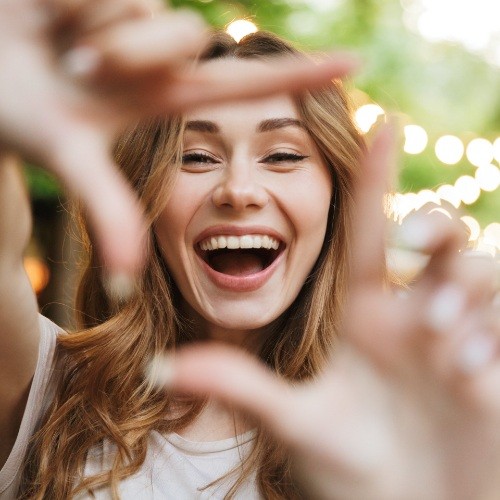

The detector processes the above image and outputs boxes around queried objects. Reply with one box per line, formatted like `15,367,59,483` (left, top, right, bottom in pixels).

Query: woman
0,1,359,498
2,1,499,499
6,29,363,498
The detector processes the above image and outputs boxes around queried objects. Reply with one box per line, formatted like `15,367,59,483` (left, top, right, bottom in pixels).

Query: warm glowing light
354,104,385,133
404,125,428,154
436,184,461,208
466,138,494,167
460,215,481,241
435,135,464,165
404,0,500,67
484,222,500,249
475,238,497,257
226,20,258,43
454,175,481,204
493,137,500,163
475,164,500,192
415,189,440,209
390,192,419,221
24,257,50,294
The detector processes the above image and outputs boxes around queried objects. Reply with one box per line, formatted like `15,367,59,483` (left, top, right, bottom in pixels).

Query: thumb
151,344,299,442
49,129,146,282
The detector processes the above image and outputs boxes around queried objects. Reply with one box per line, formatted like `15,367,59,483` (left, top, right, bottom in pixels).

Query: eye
261,152,309,164
181,151,221,171
182,152,219,164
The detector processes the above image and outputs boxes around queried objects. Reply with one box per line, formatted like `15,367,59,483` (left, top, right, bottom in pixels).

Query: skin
155,82,332,346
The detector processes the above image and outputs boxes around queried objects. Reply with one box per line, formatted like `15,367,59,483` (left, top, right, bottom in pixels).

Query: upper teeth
199,235,280,251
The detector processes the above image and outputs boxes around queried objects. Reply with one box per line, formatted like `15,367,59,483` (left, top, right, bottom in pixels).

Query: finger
48,0,162,33
390,216,493,380
63,11,207,80
160,53,361,112
398,211,468,287
48,128,146,281
349,123,396,288
149,344,301,443
410,253,496,373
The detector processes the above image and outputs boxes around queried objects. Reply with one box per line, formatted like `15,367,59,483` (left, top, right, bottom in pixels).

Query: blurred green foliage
29,0,499,224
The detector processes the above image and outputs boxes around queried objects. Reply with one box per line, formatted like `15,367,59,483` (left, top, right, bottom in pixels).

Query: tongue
210,251,264,276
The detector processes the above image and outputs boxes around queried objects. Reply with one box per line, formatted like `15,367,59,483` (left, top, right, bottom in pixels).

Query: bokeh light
493,137,500,163
484,222,500,249
24,257,50,294
436,184,461,208
475,238,497,257
460,215,481,241
415,189,440,209
435,135,464,165
402,0,500,66
475,164,500,191
466,138,494,167
226,20,258,42
454,175,481,205
404,125,428,154
354,104,385,133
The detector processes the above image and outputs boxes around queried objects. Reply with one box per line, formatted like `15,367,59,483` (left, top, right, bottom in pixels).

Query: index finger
160,53,361,112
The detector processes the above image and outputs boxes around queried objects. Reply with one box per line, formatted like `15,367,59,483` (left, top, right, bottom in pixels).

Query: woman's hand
153,127,500,499
0,0,358,281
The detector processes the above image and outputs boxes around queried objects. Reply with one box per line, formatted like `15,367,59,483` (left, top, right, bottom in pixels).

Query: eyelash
182,151,309,166
182,152,219,165
261,152,309,163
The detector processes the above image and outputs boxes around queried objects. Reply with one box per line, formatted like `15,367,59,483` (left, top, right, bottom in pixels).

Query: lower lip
196,251,284,292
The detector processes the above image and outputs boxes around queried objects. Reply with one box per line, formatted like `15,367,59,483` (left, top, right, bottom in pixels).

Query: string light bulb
226,20,258,42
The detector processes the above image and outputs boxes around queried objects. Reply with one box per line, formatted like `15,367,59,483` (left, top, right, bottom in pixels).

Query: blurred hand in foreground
155,127,500,499
0,0,358,280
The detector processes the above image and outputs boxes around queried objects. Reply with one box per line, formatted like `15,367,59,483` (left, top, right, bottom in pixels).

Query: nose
212,164,269,211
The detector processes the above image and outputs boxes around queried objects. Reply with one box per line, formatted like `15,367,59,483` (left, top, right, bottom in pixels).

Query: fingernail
103,272,136,303
457,332,496,374
426,284,466,333
62,46,101,79
145,355,176,389
397,215,437,252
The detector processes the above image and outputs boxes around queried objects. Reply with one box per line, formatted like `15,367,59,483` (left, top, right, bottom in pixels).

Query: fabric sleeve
0,314,61,499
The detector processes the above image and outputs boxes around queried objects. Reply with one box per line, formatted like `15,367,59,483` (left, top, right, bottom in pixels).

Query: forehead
185,59,300,128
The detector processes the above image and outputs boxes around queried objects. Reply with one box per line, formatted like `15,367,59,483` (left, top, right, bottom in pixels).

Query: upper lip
194,225,286,247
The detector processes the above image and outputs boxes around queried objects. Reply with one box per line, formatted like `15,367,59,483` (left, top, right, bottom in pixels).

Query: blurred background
27,0,499,326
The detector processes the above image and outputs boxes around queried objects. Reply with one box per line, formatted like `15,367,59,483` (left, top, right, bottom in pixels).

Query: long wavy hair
20,31,364,498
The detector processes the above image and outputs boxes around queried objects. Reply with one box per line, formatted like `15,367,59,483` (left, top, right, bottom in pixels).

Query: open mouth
196,235,284,277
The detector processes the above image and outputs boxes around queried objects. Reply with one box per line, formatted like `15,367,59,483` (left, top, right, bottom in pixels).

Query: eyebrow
185,120,220,133
185,118,306,135
257,118,305,133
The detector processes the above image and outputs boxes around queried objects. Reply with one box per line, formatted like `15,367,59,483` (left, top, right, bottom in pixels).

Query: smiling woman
156,92,333,328
13,31,364,498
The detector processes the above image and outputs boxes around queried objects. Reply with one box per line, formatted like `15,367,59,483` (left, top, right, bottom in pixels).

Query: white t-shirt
0,316,260,499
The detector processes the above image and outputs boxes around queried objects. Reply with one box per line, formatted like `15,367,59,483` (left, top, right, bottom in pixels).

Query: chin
196,299,285,333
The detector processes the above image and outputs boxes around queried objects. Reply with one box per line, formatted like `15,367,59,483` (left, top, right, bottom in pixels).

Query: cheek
282,171,333,243
154,177,201,261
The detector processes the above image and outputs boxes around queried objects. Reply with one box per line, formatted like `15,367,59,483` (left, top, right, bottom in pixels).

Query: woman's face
155,61,332,337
